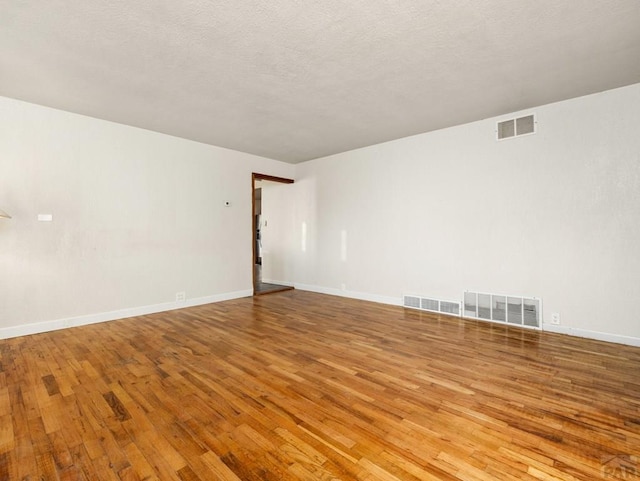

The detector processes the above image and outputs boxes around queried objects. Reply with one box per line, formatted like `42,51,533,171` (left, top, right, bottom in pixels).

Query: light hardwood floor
1,290,639,480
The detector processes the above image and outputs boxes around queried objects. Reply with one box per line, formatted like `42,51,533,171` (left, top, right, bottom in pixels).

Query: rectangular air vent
497,114,536,140
403,295,461,317
464,291,541,329
421,298,439,311
440,301,461,315
404,296,421,309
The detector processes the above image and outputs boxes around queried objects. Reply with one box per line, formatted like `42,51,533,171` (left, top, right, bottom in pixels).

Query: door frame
252,173,294,294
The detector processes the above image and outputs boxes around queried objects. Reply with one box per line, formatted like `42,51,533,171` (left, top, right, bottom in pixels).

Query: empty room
1,1,640,480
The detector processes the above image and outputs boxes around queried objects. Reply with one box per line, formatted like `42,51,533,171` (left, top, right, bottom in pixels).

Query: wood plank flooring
1,290,639,480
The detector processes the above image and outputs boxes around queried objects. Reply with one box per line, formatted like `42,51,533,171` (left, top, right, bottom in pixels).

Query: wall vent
404,295,421,309
403,295,461,317
497,114,536,140
463,291,541,329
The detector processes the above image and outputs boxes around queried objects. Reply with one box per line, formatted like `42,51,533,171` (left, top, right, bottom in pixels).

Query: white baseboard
0,289,253,340
294,283,402,307
6,287,637,349
296,283,640,348
543,324,640,347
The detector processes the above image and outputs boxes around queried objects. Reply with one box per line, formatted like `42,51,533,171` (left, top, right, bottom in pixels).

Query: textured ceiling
2,1,640,163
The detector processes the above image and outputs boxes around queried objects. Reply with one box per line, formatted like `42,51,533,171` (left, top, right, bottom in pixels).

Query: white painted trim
295,283,402,307
0,289,253,340
543,324,640,347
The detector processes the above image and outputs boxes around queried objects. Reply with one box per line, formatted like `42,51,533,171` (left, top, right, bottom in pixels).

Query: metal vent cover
404,296,421,309
403,295,461,317
440,301,460,315
421,298,439,311
464,291,541,329
497,114,536,140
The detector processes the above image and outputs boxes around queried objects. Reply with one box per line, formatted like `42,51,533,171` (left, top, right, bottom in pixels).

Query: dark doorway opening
252,173,295,296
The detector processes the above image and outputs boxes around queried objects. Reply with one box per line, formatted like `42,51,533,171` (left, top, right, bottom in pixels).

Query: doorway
252,173,294,295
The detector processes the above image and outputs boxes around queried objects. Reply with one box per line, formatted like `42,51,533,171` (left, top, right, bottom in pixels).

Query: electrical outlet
551,313,560,325
341,283,346,291
176,292,186,302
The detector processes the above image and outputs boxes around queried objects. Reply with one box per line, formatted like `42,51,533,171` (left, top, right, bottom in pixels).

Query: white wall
293,83,640,345
0,96,294,337
3,84,640,345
